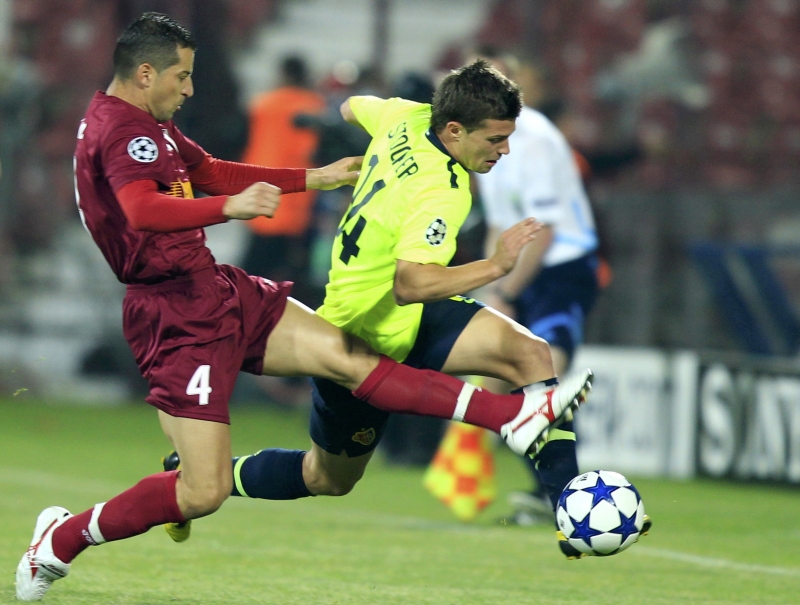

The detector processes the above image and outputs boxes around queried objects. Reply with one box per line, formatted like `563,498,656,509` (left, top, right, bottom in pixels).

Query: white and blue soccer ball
556,470,645,557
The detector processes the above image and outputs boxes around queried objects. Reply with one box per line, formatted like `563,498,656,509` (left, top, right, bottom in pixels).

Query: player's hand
223,182,282,220
306,156,363,190
489,217,542,274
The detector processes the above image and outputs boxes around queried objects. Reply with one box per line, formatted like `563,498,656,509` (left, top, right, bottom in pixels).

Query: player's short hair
431,60,522,133
113,12,197,80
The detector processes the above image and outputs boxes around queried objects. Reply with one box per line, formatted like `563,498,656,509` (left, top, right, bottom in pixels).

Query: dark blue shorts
516,253,599,362
309,296,484,456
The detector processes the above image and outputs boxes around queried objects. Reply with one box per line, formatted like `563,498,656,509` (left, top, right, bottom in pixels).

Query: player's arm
116,179,283,232
393,218,542,305
485,224,554,302
340,97,367,130
188,155,362,196
340,95,388,132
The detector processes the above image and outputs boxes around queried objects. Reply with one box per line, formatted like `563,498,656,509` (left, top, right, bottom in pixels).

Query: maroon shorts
123,264,292,424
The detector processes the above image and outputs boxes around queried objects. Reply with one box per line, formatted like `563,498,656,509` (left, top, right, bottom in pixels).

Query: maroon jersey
74,91,214,284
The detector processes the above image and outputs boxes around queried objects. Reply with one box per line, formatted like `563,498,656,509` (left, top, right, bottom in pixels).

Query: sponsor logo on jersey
127,137,158,163
168,180,194,198
425,218,447,246
351,428,376,446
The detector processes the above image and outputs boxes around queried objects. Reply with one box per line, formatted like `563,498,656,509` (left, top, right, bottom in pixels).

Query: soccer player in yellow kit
306,61,592,555
164,61,592,558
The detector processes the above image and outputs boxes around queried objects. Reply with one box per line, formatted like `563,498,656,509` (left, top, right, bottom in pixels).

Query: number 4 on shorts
187,364,212,405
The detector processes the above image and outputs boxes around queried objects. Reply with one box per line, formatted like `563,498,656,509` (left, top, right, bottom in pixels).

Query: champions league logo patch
127,137,158,163
425,218,447,246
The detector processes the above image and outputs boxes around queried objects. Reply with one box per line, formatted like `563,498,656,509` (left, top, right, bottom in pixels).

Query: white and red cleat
16,506,72,601
500,369,593,457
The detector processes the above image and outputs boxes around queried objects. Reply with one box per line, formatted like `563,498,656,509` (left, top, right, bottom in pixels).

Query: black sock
533,419,579,511
231,449,312,500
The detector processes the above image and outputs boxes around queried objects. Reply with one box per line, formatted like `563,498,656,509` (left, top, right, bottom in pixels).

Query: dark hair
431,60,521,132
113,12,197,80
281,55,310,88
392,72,435,104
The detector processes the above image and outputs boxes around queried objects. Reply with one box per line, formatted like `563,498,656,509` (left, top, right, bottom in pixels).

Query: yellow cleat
164,518,192,543
556,530,586,560
162,451,192,543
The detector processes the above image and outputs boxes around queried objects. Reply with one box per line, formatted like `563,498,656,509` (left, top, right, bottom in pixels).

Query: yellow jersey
317,96,472,361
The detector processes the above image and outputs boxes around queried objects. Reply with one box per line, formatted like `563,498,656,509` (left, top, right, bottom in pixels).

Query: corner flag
423,422,496,521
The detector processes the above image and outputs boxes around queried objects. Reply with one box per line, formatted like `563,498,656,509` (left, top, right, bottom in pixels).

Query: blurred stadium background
0,0,799,504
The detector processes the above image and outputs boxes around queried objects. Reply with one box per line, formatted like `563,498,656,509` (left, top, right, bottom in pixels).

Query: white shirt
477,106,598,267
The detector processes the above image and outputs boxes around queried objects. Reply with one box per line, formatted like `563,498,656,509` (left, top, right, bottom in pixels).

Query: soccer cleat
508,490,555,522
557,514,653,560
500,369,593,457
557,530,586,560
162,451,191,543
15,506,72,601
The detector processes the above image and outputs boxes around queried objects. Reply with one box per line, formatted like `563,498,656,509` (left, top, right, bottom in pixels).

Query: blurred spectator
238,55,326,299
475,49,600,524
0,51,40,276
171,0,249,161
237,54,326,408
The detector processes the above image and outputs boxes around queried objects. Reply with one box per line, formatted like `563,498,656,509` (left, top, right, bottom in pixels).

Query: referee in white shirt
477,51,600,527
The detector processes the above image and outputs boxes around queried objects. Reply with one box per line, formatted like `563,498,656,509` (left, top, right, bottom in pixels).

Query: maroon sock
352,355,524,433
52,471,185,563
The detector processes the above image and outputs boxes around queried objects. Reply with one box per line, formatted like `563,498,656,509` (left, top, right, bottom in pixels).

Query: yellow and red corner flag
423,421,496,522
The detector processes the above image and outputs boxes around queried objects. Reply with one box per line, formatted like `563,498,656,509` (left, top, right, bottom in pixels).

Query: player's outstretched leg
500,369,593,457
15,507,73,601
162,451,192,543
161,445,316,543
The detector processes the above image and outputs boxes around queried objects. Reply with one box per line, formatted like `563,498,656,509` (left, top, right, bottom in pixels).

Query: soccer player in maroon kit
16,13,589,601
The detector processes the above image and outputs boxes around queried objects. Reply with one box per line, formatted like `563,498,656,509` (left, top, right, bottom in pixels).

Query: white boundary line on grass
4,466,800,579
636,546,800,578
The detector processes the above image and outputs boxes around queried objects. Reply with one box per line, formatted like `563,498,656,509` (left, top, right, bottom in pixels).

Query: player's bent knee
303,466,362,496
303,445,369,497
180,481,231,518
322,335,381,391
506,333,554,383
313,476,360,497
303,463,364,497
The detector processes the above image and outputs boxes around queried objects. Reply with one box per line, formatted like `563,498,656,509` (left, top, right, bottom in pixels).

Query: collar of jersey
425,128,455,160
98,91,165,126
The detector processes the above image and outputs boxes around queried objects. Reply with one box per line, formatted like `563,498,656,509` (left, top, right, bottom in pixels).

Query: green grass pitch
1,399,798,604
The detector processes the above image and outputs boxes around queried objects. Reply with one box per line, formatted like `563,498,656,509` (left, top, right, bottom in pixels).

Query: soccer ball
556,470,645,557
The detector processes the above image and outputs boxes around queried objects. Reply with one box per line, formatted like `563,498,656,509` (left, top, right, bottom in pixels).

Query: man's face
147,46,194,122
452,119,515,173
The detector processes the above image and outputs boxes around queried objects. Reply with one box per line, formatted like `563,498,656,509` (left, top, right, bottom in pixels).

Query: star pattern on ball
609,508,641,543
589,476,619,508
